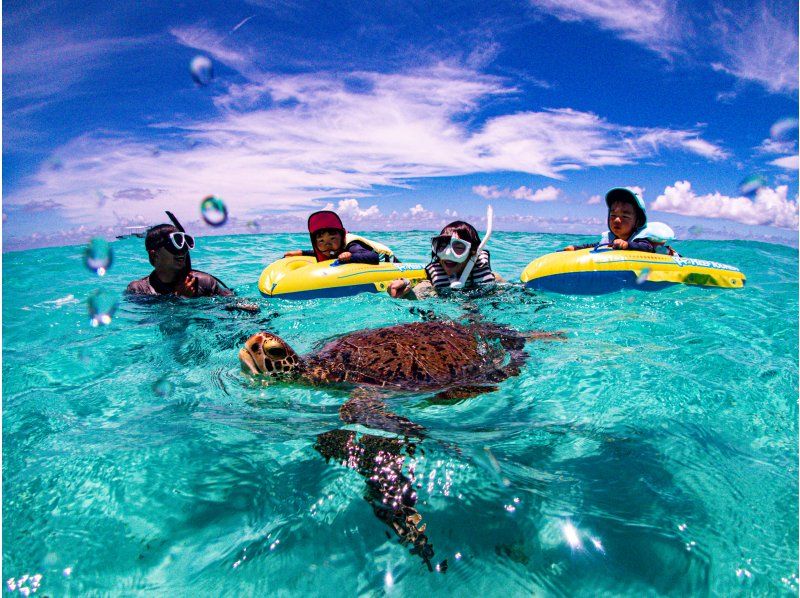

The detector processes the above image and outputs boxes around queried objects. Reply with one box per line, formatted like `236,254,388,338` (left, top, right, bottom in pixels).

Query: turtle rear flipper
339,392,426,438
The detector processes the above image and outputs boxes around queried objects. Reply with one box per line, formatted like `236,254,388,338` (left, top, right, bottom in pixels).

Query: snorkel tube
450,205,493,290
165,210,185,232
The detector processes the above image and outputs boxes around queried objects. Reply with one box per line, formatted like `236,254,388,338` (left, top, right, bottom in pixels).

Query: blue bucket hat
605,187,647,229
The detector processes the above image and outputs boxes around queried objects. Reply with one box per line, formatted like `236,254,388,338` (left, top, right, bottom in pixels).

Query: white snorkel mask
448,205,493,290
431,235,473,264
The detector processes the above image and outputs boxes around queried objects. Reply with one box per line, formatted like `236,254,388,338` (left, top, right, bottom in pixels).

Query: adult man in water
126,217,233,297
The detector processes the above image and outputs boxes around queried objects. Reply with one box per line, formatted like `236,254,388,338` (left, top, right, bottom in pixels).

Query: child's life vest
425,250,495,290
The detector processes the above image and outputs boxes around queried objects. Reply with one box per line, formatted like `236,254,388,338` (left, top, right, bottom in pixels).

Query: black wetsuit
126,270,233,297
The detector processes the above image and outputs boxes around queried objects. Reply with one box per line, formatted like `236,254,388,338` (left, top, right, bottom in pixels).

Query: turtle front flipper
314,429,446,573
339,390,426,439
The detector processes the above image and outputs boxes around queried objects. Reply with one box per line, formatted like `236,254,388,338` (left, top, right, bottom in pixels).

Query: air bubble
190,55,214,86
87,289,118,327
200,196,228,227
152,377,175,397
84,238,113,276
687,225,703,238
738,174,767,198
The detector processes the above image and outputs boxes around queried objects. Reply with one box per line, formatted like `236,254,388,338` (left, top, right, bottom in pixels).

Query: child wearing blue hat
564,188,656,252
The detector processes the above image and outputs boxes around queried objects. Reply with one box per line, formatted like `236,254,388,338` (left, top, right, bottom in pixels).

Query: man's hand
178,273,199,297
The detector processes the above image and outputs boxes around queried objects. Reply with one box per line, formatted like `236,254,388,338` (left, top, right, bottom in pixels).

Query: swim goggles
431,235,472,263
162,231,195,254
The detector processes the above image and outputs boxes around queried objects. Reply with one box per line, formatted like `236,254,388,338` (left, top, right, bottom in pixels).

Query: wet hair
145,224,179,252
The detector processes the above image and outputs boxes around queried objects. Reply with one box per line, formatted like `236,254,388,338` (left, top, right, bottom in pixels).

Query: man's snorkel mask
157,211,193,270
307,210,346,262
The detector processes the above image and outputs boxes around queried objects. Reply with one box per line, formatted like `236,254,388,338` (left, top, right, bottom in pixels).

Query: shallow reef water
3,231,798,595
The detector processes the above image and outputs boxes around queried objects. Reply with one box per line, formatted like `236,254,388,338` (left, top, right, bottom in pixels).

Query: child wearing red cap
284,210,394,264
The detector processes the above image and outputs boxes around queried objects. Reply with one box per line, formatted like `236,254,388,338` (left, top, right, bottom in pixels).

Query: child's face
608,201,637,240
315,231,343,256
439,233,466,277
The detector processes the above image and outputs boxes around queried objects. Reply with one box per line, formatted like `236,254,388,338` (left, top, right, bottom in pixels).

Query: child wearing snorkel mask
388,221,501,299
564,188,657,253
284,210,393,264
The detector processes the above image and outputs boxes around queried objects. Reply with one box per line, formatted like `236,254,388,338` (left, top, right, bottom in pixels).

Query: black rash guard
126,270,233,297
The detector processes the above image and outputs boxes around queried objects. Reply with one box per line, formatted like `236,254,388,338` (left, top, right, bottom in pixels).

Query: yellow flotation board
258,256,428,299
521,247,745,294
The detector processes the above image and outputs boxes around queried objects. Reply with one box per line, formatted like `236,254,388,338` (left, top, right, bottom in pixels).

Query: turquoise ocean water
3,231,798,595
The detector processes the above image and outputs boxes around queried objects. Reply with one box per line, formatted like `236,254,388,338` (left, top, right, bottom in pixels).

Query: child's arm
563,242,597,251
341,241,380,264
283,249,316,257
624,238,656,252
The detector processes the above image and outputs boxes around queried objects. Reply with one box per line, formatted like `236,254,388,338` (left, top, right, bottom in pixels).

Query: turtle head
239,332,301,377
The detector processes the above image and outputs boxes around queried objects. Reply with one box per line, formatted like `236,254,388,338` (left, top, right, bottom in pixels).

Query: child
388,220,501,299
284,210,394,264
565,188,656,253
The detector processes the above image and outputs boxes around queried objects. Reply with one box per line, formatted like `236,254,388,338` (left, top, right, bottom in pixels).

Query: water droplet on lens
738,174,767,198
84,238,113,276
87,289,118,327
152,377,175,397
200,195,228,226
636,268,651,285
190,55,214,86
770,117,798,141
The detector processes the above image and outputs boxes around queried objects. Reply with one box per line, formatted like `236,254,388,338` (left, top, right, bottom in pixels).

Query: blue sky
3,0,798,249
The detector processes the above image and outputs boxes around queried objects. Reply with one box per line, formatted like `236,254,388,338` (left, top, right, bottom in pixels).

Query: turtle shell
304,320,519,390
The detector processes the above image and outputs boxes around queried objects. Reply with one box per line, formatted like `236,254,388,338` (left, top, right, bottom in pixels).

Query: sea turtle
238,319,562,571
239,320,560,434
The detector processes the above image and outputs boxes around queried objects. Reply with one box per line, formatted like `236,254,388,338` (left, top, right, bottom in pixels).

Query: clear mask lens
431,235,471,263
170,232,195,250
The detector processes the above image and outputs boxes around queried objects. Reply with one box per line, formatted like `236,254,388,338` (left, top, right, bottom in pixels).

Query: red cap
307,210,346,262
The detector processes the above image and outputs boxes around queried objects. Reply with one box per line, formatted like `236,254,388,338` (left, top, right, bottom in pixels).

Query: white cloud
652,180,798,229
769,155,800,170
473,184,561,202
5,66,728,228
587,194,602,204
334,198,380,220
408,204,434,218
528,0,685,58
710,2,798,93
531,0,798,94
4,31,153,102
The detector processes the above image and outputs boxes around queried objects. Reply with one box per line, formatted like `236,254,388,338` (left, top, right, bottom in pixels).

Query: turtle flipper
314,429,445,572
339,391,426,439
431,384,499,402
